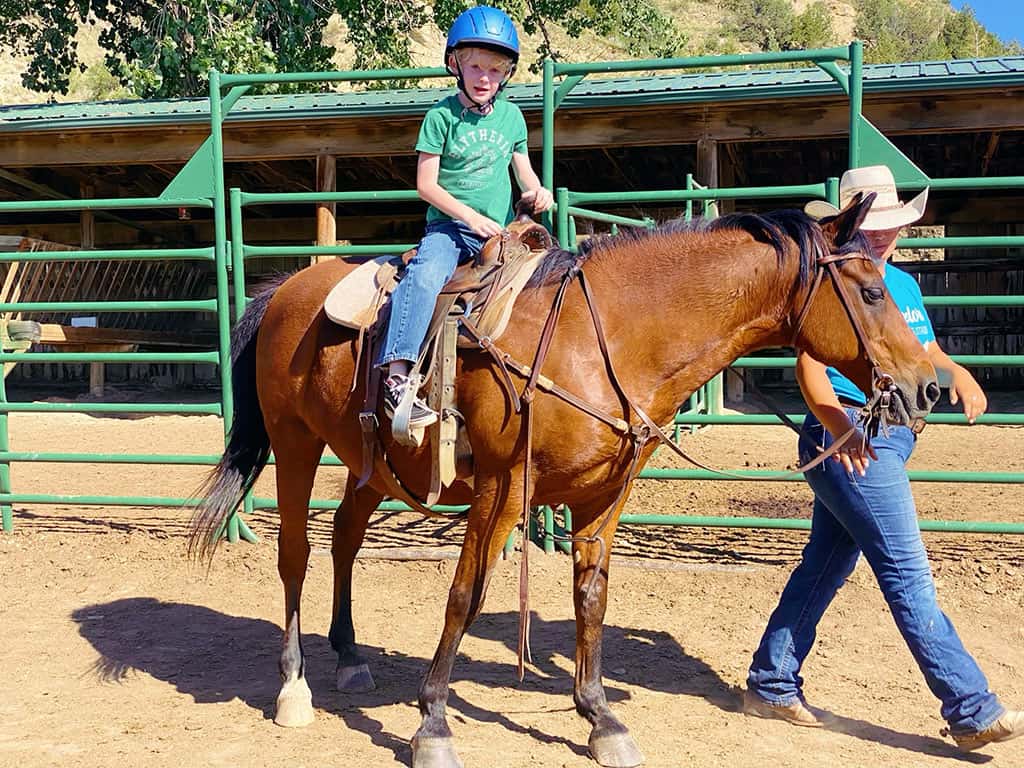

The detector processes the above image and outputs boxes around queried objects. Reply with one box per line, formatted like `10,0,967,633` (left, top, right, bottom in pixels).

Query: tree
790,1,833,52
0,0,685,100
941,5,1009,59
724,0,795,52
0,1,334,98
854,0,1018,64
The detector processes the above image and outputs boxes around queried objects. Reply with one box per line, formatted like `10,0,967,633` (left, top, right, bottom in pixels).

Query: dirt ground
2,398,1023,768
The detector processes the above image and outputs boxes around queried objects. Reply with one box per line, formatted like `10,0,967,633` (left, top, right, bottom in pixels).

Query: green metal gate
2,42,1021,542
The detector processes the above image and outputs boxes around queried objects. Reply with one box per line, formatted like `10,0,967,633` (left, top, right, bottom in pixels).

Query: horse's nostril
925,381,941,405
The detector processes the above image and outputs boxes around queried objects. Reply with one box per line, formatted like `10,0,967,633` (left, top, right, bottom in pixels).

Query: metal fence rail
0,196,252,536
1,43,1021,545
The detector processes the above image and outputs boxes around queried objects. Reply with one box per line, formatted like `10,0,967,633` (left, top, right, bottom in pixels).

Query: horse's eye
861,286,885,304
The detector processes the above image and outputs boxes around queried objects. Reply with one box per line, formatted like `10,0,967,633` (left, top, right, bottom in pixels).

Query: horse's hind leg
271,423,326,728
570,491,644,768
412,471,522,768
329,473,383,693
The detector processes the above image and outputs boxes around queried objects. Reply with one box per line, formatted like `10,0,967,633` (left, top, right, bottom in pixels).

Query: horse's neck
587,237,796,422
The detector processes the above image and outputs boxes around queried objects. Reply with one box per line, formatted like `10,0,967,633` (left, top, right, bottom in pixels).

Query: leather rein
458,244,915,679
790,251,924,436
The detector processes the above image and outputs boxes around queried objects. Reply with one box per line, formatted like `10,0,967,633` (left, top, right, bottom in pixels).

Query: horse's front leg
271,427,325,727
571,491,644,768
328,473,382,693
412,471,522,768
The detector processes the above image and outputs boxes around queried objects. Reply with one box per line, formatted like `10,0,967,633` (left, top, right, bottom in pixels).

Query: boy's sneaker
383,374,438,428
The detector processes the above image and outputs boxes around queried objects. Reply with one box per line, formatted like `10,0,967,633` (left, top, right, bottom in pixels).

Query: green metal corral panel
856,115,930,184
160,135,217,199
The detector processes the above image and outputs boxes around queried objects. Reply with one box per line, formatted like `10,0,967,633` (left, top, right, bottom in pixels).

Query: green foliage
790,2,833,51
855,0,945,62
334,0,431,82
68,61,134,102
723,0,795,51
3,0,1020,101
1,1,335,98
344,0,686,74
0,0,89,95
1,0,685,99
855,0,1019,63
941,5,1011,59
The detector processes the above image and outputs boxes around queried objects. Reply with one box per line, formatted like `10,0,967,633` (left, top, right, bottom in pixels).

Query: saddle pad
324,255,395,329
455,250,546,348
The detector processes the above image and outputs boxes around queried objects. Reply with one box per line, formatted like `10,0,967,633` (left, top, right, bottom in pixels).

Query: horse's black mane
526,209,869,289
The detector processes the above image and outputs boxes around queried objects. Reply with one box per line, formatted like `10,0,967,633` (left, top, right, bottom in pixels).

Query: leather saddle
328,209,553,512
324,212,553,345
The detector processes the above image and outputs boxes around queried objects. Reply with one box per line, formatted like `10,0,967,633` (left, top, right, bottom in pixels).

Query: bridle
789,248,924,436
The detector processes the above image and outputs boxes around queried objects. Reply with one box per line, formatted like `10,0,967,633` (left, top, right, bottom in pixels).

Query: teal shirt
415,95,528,226
826,265,936,405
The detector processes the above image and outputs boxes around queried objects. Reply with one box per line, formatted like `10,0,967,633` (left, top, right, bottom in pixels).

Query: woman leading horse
191,194,938,768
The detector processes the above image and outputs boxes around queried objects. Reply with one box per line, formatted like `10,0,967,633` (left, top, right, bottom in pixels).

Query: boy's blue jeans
377,220,485,367
747,408,1004,733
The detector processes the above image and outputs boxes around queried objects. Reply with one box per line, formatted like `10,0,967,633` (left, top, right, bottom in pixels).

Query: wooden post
80,183,95,250
315,154,337,259
80,182,105,397
697,137,738,406
696,138,719,219
718,143,737,216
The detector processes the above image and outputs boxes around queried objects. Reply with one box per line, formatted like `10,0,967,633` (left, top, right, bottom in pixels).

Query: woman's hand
817,407,877,477
520,187,553,214
949,367,987,424
830,427,878,477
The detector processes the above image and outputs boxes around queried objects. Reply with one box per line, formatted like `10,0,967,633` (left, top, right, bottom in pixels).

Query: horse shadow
70,597,726,763
71,598,986,765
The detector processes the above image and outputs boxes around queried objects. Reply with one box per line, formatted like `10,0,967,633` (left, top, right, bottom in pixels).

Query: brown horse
191,195,938,768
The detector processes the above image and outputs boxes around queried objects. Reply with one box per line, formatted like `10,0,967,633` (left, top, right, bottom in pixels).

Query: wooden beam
255,160,315,192
38,324,213,347
980,132,1001,176
364,156,417,189
3,90,1023,167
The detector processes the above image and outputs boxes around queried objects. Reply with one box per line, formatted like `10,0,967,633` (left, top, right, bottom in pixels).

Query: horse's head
792,193,939,429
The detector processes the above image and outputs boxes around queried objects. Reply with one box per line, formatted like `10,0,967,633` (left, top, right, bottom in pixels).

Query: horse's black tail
188,275,290,563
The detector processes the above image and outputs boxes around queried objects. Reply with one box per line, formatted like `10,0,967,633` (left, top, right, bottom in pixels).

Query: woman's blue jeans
747,408,1004,733
377,220,484,366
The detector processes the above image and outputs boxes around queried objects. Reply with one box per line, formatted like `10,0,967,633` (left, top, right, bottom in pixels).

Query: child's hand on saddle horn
466,212,504,239
520,187,553,214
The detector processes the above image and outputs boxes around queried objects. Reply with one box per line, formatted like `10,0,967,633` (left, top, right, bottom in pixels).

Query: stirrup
391,372,430,447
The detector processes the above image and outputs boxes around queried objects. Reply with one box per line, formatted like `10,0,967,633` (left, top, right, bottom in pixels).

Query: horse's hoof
337,662,375,693
274,677,314,728
588,730,644,768
411,735,464,768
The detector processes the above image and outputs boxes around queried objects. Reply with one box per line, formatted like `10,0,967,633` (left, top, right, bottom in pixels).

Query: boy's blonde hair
452,46,513,74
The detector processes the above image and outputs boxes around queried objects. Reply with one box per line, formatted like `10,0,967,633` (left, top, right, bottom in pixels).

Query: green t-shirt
415,94,529,226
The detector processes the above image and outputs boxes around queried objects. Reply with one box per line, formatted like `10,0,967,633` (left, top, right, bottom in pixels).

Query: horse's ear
819,191,877,246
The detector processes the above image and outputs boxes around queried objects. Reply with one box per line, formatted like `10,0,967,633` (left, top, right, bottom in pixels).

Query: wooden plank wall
3,243,217,390
908,221,1024,390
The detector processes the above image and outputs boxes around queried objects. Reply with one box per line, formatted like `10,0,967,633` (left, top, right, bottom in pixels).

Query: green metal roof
2,56,1023,132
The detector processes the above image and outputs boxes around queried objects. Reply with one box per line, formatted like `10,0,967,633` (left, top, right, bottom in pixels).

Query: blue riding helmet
445,6,520,64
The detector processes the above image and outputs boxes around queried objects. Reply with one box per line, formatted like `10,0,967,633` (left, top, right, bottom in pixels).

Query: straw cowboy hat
805,165,929,231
